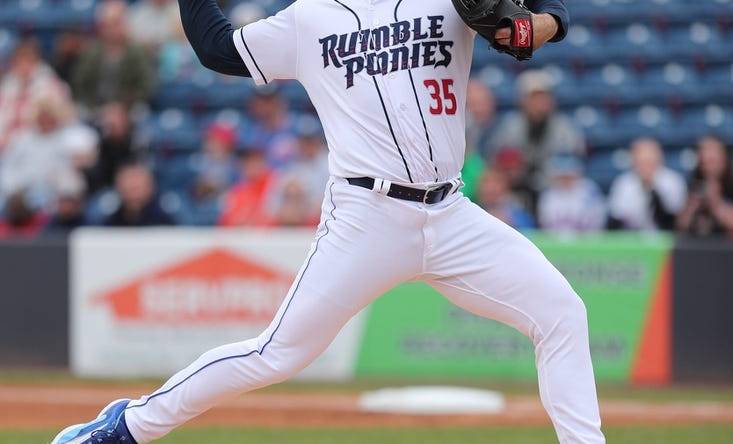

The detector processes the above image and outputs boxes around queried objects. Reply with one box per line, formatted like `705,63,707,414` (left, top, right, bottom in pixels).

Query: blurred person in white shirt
0,37,69,149
538,155,606,233
608,137,686,231
0,95,98,209
128,0,180,52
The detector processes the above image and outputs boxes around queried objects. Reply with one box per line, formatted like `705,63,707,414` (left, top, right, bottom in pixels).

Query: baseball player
53,0,605,442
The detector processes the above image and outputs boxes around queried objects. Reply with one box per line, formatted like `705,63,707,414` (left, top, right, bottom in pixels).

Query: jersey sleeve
232,4,298,85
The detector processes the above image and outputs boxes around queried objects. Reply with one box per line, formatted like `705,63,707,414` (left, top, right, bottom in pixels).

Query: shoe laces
90,429,131,443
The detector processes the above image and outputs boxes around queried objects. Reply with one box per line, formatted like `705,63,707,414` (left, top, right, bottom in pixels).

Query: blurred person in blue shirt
477,168,535,230
247,86,299,169
538,155,606,233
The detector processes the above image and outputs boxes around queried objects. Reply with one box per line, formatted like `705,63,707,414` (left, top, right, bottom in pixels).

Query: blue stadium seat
0,0,95,30
677,105,733,143
572,64,637,105
586,149,628,191
280,81,314,112
635,62,700,103
667,22,732,62
84,188,119,225
475,65,517,107
145,109,202,153
544,24,603,65
154,77,254,111
0,28,17,65
605,23,668,61
571,105,614,150
700,63,733,103
153,155,197,194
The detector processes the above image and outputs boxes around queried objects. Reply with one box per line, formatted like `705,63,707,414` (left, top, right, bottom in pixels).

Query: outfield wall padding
0,230,732,384
0,237,69,367
673,238,733,382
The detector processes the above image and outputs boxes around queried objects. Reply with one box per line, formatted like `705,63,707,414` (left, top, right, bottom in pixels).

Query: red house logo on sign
93,249,293,324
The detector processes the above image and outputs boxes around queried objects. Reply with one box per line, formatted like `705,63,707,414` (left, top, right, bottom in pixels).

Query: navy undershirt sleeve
177,0,251,77
526,0,569,42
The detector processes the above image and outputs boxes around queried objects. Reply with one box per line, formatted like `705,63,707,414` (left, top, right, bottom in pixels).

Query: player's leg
424,196,605,444
56,179,423,444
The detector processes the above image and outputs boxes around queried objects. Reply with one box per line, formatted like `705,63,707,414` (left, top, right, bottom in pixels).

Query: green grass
8,426,733,444
2,370,733,403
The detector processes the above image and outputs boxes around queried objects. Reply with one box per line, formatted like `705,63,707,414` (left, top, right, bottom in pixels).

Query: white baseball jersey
118,2,606,443
233,0,475,185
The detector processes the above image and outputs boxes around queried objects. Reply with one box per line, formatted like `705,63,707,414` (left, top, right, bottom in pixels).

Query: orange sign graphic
93,249,293,324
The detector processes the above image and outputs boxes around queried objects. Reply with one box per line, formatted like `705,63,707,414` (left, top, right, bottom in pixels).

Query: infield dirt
1,384,732,430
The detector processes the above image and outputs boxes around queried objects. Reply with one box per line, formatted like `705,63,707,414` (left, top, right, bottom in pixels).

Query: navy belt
346,177,454,204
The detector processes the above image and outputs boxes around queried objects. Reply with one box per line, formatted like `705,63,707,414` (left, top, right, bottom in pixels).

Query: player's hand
495,13,559,50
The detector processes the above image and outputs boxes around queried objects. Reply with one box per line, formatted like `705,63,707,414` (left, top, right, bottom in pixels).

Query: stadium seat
666,22,732,62
145,109,202,154
154,155,198,193
586,149,629,191
0,28,17,65
700,63,733,103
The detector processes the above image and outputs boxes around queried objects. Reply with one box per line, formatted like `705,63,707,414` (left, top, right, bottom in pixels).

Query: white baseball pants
124,176,605,443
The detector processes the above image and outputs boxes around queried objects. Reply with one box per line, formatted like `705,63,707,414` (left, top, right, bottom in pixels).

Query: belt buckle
422,183,449,204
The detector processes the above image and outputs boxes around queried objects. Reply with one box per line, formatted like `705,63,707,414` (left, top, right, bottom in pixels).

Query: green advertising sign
355,233,672,381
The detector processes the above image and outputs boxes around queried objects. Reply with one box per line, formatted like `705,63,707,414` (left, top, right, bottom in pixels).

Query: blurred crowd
0,0,732,238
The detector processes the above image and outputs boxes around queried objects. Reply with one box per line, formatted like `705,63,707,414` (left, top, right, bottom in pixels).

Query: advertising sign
70,228,364,380
356,234,672,383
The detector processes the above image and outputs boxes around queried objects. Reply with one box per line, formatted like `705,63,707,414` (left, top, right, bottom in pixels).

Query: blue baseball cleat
51,398,137,444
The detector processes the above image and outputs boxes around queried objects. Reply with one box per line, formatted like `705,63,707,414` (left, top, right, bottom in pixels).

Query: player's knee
259,348,308,384
556,291,589,336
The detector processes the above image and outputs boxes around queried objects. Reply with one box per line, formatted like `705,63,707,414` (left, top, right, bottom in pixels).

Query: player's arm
177,0,251,77
526,0,569,42
494,0,569,50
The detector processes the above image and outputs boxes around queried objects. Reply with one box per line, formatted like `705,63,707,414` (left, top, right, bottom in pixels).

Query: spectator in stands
128,0,180,52
608,137,687,231
0,191,47,238
88,102,141,193
72,0,154,113
263,119,329,227
462,79,495,202
267,174,320,227
466,79,497,157
192,123,238,203
248,87,298,168
477,168,535,230
279,116,329,208
488,70,584,193
678,135,733,236
538,155,606,233
105,163,174,226
493,147,536,212
218,146,278,226
158,16,211,83
52,31,86,85
229,2,266,27
0,95,98,210
0,37,69,149
46,170,88,232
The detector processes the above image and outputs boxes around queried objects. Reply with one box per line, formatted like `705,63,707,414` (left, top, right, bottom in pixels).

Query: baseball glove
452,0,534,61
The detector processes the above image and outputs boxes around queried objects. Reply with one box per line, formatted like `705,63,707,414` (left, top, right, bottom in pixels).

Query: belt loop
450,178,464,194
372,178,392,195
